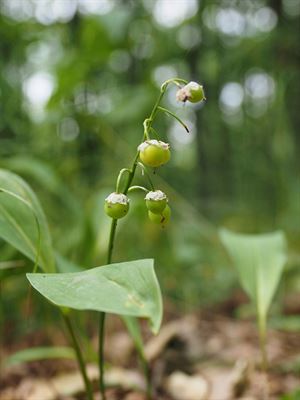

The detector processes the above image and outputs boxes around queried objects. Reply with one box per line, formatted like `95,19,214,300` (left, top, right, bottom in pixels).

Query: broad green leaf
0,169,55,273
27,259,162,334
5,347,75,367
219,228,287,319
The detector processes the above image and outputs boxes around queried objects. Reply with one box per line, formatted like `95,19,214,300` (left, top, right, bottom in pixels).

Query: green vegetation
1,1,299,398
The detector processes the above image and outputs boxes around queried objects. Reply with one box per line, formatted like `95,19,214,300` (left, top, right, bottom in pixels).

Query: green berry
176,81,205,103
145,190,168,214
148,204,171,227
138,140,170,168
187,82,205,103
104,192,129,219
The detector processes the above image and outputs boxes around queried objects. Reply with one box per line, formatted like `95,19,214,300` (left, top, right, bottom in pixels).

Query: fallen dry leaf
145,315,201,363
165,371,209,400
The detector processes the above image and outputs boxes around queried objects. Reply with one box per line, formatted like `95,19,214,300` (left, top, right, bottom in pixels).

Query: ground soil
1,303,300,400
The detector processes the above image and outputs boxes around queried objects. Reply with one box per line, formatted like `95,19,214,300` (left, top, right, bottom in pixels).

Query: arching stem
116,168,131,193
157,106,189,133
138,162,155,191
128,185,149,194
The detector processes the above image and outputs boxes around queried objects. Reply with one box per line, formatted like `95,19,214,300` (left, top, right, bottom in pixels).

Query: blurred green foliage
0,0,299,342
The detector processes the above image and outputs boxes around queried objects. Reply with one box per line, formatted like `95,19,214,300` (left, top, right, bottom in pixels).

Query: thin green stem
157,106,189,133
116,168,131,193
258,313,270,400
141,353,152,399
124,152,140,194
98,218,118,399
98,151,146,399
107,219,118,264
62,313,94,400
149,126,160,140
161,77,188,90
98,312,106,400
149,90,165,122
146,77,187,133
138,162,155,191
143,119,151,139
258,313,268,372
128,185,149,194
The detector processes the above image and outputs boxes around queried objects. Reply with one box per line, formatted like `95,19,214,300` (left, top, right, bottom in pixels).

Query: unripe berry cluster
104,79,205,228
104,189,170,228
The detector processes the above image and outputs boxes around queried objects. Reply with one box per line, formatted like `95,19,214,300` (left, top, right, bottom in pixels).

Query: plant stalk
98,218,118,399
116,168,131,193
258,313,268,372
141,353,152,399
62,313,94,400
107,219,118,264
98,312,106,400
98,79,179,399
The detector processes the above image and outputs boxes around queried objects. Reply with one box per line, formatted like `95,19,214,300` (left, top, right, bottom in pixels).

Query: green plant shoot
219,228,287,370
